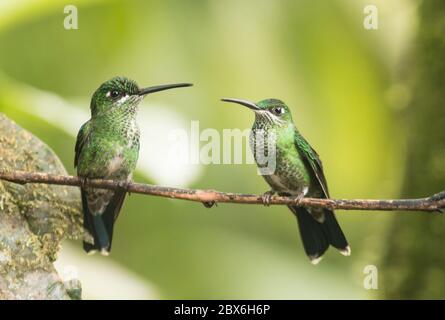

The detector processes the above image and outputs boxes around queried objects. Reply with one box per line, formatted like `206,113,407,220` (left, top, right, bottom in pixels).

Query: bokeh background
0,0,444,299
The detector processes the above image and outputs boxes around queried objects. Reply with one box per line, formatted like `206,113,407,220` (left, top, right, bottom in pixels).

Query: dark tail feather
289,206,329,264
82,189,126,255
320,209,349,253
289,206,349,264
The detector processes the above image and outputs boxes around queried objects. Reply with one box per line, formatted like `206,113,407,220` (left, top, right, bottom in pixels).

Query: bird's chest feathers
251,125,294,161
107,150,125,176
268,174,288,190
100,113,140,144
123,121,140,148
102,125,139,177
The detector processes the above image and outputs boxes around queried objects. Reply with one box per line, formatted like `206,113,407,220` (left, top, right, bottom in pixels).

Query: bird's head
221,98,293,126
90,76,192,117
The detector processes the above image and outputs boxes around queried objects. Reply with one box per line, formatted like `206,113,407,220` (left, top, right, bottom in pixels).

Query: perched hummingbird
221,98,350,264
75,76,192,255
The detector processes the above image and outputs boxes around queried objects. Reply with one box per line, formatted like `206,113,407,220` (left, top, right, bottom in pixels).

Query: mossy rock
0,113,82,299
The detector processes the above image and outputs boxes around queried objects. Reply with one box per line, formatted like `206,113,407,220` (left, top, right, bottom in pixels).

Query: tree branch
0,169,444,212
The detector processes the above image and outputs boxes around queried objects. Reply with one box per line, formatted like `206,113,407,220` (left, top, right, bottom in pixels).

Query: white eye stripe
116,94,130,105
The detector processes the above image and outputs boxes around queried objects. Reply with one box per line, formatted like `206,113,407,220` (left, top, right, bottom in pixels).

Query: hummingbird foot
292,192,305,206
202,201,217,208
118,180,132,195
79,176,89,189
261,190,276,206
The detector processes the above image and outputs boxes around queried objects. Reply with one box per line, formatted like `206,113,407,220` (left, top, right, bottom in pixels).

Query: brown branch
0,169,444,212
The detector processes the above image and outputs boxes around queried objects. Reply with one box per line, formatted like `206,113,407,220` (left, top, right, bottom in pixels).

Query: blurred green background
0,0,444,299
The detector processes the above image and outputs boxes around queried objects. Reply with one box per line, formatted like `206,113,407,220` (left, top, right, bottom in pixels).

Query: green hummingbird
75,76,192,255
221,98,350,264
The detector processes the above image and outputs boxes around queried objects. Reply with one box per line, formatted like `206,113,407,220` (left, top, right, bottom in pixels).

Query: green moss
0,113,82,299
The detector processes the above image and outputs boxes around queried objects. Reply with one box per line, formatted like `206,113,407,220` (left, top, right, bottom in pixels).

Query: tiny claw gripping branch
117,180,133,195
261,190,276,206
79,176,88,189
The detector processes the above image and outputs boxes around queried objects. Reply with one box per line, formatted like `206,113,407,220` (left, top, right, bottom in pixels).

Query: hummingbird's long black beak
221,98,260,110
139,83,193,96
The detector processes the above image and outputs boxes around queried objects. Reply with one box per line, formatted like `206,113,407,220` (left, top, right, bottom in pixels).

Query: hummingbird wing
293,131,349,259
75,120,127,254
74,120,91,168
294,131,329,197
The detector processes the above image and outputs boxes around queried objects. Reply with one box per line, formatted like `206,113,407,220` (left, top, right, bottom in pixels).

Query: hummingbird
221,98,350,264
75,76,192,255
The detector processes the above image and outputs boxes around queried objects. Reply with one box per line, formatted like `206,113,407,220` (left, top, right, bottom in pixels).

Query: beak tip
220,98,259,110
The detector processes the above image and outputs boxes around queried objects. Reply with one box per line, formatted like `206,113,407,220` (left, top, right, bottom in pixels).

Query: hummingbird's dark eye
273,107,284,115
109,90,121,98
